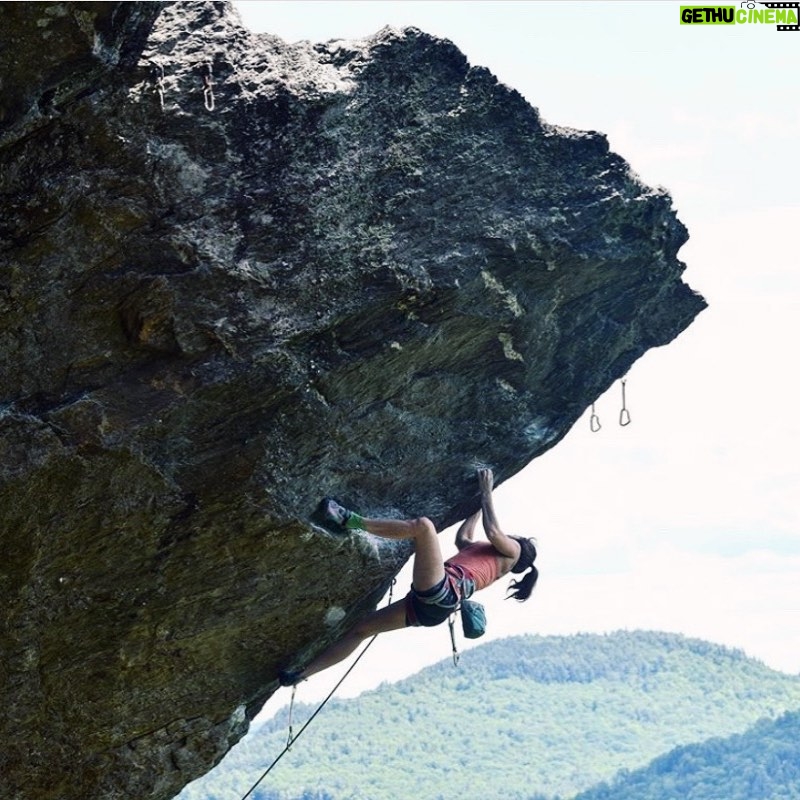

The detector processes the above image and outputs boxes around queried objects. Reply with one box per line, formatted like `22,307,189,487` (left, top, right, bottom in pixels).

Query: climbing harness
202,62,215,111
619,378,631,426
239,580,396,800
590,402,601,432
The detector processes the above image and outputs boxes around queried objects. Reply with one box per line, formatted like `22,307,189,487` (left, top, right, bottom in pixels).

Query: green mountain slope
575,709,800,800
177,631,800,800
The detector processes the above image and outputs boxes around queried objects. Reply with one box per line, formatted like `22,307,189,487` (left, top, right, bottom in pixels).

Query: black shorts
405,566,474,627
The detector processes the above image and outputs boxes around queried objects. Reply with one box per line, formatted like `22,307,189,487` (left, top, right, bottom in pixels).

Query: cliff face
0,3,705,799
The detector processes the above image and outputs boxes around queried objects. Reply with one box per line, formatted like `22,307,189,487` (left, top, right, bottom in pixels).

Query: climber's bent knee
409,516,437,539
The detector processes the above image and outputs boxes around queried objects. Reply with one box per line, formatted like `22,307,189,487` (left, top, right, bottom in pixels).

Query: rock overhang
0,3,705,798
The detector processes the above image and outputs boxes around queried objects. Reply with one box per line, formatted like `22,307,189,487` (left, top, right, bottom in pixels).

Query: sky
230,0,800,711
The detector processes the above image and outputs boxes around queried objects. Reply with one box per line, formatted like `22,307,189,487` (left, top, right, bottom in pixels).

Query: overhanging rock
0,2,706,798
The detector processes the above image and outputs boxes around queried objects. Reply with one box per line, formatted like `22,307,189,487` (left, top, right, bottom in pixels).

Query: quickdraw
250,579,398,800
590,401,601,432
619,378,631,426
202,62,215,111
149,61,165,111
589,378,632,432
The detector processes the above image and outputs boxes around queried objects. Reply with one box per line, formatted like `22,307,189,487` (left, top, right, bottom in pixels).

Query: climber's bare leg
295,598,408,679
361,515,445,592
288,517,445,682
322,500,444,589
284,509,448,684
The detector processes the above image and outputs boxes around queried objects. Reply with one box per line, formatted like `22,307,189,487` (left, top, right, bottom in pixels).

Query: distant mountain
575,709,800,800
176,631,800,800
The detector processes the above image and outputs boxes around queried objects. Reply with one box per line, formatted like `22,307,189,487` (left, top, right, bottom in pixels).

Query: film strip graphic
758,1,800,30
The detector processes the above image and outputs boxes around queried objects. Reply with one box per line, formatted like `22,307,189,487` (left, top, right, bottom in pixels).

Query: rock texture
0,2,705,798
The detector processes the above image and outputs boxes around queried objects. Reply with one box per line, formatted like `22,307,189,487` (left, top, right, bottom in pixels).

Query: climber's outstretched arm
478,468,520,560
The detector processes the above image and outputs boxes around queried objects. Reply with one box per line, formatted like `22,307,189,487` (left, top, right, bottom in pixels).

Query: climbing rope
239,580,396,800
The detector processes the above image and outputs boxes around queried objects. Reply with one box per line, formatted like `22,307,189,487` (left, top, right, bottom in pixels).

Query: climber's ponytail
506,537,538,602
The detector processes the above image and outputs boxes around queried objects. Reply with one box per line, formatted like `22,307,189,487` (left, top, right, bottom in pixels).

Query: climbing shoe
315,497,366,533
321,497,352,527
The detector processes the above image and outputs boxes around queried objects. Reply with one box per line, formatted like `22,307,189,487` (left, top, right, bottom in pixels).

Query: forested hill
575,709,800,800
177,631,800,800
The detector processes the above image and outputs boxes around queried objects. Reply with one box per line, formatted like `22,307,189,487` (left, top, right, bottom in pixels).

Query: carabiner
619,379,631,426
590,402,601,432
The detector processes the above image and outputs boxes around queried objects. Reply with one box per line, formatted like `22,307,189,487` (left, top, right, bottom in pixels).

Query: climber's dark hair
506,537,538,602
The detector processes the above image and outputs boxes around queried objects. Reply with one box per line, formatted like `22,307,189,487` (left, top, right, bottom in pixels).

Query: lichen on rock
0,2,705,799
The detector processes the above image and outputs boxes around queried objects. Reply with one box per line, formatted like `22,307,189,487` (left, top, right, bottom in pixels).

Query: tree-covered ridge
575,709,800,800
176,631,800,800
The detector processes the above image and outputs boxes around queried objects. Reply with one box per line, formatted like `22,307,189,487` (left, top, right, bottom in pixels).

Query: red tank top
445,542,501,591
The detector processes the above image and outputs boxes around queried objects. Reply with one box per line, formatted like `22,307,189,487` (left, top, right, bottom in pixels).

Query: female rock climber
279,467,538,686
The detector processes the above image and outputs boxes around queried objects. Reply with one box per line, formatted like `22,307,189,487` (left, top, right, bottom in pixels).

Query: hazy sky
232,0,800,709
